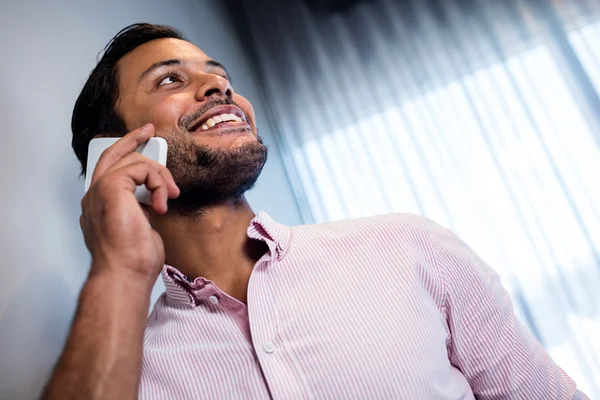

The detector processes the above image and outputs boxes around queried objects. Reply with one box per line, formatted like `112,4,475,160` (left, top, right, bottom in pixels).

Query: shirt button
263,342,275,354
208,295,219,305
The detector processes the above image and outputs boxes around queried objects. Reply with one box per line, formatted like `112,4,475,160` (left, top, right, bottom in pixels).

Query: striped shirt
139,212,587,399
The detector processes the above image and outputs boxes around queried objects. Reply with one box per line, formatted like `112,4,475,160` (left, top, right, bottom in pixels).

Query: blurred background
1,0,599,398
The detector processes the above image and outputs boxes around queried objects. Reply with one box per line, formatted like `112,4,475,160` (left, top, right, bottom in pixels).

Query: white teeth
198,113,244,131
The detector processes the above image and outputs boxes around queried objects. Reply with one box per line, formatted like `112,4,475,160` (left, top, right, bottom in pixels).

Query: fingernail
141,123,153,132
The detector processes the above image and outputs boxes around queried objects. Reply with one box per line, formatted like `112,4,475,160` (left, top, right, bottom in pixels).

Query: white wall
0,1,302,398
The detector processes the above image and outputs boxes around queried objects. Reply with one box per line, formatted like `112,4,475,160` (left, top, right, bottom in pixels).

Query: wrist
88,258,158,294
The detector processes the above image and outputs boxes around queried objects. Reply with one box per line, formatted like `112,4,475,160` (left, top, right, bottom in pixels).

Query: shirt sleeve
421,218,589,400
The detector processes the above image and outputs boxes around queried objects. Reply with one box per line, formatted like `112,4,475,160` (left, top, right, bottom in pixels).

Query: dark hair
71,23,185,175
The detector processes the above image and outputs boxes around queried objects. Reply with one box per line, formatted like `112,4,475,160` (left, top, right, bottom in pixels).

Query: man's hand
42,124,179,400
80,123,179,283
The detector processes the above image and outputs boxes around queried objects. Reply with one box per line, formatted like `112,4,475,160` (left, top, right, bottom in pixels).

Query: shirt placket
248,256,310,400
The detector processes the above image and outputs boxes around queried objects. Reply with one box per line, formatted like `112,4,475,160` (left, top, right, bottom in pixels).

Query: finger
104,154,178,202
108,162,169,214
104,152,170,182
107,154,179,200
91,123,155,183
152,181,169,214
103,152,147,174
105,152,179,199
146,169,169,214
158,167,180,199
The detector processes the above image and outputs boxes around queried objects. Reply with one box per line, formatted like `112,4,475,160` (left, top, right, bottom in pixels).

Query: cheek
234,94,256,125
132,94,190,132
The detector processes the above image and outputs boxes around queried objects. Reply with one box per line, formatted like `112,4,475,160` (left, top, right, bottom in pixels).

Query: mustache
178,97,247,131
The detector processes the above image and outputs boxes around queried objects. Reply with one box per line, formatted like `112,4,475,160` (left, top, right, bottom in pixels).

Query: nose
194,74,233,102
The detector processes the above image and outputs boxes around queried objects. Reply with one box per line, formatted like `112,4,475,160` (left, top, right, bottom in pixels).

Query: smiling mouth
188,105,251,134
196,113,244,131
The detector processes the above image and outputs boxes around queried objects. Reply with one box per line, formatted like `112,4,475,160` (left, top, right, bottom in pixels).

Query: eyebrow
138,58,231,83
138,59,182,83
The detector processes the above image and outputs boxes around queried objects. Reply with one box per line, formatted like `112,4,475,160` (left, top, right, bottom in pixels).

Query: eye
156,72,183,87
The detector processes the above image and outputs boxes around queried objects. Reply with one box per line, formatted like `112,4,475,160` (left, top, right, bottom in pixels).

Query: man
42,23,587,399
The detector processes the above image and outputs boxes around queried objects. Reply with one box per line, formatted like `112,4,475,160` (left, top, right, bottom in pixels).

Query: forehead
117,38,210,86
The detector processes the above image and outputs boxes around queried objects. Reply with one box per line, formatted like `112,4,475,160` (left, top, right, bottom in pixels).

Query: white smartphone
85,137,168,205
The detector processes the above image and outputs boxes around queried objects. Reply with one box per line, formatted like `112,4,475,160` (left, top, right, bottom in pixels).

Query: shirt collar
161,211,292,307
246,211,292,261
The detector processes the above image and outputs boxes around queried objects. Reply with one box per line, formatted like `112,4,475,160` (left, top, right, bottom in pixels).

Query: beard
164,130,268,214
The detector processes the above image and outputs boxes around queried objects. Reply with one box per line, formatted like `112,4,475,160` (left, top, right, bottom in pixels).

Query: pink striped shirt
140,212,587,399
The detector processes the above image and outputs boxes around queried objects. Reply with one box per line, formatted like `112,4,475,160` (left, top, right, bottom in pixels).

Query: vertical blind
234,0,600,395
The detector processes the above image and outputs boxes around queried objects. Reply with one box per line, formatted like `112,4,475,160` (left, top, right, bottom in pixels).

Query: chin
230,135,258,148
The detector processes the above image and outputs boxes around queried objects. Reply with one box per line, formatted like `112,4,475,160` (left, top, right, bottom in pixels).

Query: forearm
42,264,152,400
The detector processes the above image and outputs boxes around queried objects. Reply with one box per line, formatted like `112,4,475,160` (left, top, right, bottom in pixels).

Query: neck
150,198,267,304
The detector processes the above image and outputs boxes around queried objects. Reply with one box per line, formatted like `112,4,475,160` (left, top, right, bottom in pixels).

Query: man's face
115,38,267,213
